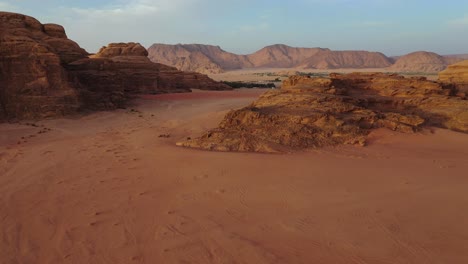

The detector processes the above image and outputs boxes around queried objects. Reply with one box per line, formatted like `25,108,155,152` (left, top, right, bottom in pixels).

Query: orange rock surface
439,60,468,93
179,73,468,152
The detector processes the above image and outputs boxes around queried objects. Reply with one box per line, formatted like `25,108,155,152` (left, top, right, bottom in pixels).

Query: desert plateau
1,1,468,263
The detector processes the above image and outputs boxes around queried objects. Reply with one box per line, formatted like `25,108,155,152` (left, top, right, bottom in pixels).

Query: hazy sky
1,0,467,55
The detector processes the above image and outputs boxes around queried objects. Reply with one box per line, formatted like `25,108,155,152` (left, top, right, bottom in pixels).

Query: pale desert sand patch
1,89,467,263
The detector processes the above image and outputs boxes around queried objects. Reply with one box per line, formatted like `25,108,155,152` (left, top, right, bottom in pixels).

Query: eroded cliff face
0,12,87,119
148,44,251,74
0,12,230,120
67,43,231,109
439,60,468,93
178,73,468,153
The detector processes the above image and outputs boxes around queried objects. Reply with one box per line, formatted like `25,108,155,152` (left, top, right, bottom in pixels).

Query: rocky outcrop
68,43,231,109
94,42,149,58
42,24,89,64
0,12,230,120
439,60,468,93
389,51,450,73
178,73,468,153
0,12,86,119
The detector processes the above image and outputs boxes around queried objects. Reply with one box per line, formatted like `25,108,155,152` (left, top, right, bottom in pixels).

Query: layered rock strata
0,12,87,119
439,60,468,93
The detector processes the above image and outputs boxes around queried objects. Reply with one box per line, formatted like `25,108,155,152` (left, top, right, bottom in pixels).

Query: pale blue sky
1,0,467,55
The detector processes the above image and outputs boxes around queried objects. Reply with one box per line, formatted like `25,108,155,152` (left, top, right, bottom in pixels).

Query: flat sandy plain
1,88,468,263
209,68,439,82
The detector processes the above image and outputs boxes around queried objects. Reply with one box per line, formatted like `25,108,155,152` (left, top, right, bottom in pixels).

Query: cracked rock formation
178,73,468,153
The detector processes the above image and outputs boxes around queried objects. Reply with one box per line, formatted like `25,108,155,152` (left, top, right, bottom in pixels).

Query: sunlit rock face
439,60,468,93
178,73,468,153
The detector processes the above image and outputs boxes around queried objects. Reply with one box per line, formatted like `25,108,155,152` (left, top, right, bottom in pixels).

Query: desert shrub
221,81,276,89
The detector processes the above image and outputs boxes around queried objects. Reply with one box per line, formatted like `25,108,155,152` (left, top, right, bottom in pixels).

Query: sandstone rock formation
178,73,468,153
0,12,87,119
148,44,252,74
389,51,451,73
68,43,231,109
148,44,394,73
93,42,149,58
0,12,230,120
297,50,392,69
149,44,467,74
247,45,391,69
246,44,326,68
439,60,468,93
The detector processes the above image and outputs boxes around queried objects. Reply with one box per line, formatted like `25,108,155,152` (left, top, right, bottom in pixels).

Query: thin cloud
62,0,205,20
1,0,466,55
0,1,17,11
448,15,468,27
350,20,394,28
53,0,208,52
70,0,165,17
239,22,269,32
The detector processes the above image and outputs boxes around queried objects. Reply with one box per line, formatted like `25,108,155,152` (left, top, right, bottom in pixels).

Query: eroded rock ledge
178,73,468,153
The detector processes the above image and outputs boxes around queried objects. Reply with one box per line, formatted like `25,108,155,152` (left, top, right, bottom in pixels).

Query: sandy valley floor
1,89,468,263
208,68,439,83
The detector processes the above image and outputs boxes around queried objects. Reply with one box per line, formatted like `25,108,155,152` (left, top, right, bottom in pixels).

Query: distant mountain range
147,44,468,74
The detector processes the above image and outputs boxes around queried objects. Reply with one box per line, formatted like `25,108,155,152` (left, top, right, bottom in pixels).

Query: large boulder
178,73,468,153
